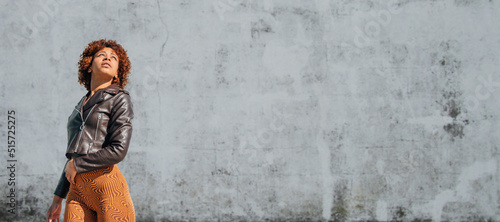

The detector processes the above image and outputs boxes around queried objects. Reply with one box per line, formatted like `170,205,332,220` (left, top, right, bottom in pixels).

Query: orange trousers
64,165,135,221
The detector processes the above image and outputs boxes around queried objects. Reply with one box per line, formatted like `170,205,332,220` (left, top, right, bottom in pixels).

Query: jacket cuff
54,166,70,198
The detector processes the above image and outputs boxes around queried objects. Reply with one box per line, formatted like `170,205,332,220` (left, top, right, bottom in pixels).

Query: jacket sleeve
54,160,71,198
73,92,134,173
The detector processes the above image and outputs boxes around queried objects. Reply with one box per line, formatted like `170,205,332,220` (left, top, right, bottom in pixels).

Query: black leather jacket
54,84,134,198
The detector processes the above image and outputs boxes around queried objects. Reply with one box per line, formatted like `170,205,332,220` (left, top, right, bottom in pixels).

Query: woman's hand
46,195,63,222
64,158,77,184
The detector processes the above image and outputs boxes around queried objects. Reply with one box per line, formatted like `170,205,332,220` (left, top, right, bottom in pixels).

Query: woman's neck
89,79,113,97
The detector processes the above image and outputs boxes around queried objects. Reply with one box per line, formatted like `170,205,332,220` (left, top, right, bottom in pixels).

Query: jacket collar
100,84,122,95
82,84,123,112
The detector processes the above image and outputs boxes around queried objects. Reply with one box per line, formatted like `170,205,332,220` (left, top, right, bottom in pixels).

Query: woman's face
89,47,119,81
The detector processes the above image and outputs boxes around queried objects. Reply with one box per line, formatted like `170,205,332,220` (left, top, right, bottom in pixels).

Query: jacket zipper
73,105,96,153
94,113,101,141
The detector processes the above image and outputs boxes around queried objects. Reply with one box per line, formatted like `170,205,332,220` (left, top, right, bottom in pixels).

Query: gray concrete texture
1,0,499,221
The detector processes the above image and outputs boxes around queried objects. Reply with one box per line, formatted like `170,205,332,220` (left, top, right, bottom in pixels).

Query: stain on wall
0,0,499,221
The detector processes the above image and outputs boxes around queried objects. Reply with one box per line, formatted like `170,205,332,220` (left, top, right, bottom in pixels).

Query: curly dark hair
78,39,131,91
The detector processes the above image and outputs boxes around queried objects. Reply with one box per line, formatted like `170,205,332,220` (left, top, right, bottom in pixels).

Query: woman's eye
111,56,117,61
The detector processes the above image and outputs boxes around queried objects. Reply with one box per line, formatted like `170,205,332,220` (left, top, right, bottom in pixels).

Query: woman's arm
54,160,71,198
73,92,134,173
48,161,70,222
46,195,63,222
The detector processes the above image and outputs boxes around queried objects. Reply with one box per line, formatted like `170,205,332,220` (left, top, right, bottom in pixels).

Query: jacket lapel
82,84,121,112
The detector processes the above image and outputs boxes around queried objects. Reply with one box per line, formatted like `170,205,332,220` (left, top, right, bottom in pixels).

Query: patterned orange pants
64,165,135,221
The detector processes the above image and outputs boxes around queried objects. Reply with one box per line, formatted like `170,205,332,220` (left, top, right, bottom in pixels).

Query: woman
47,39,135,221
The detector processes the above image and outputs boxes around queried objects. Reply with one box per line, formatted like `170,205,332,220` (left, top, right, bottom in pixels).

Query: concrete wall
1,0,499,221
